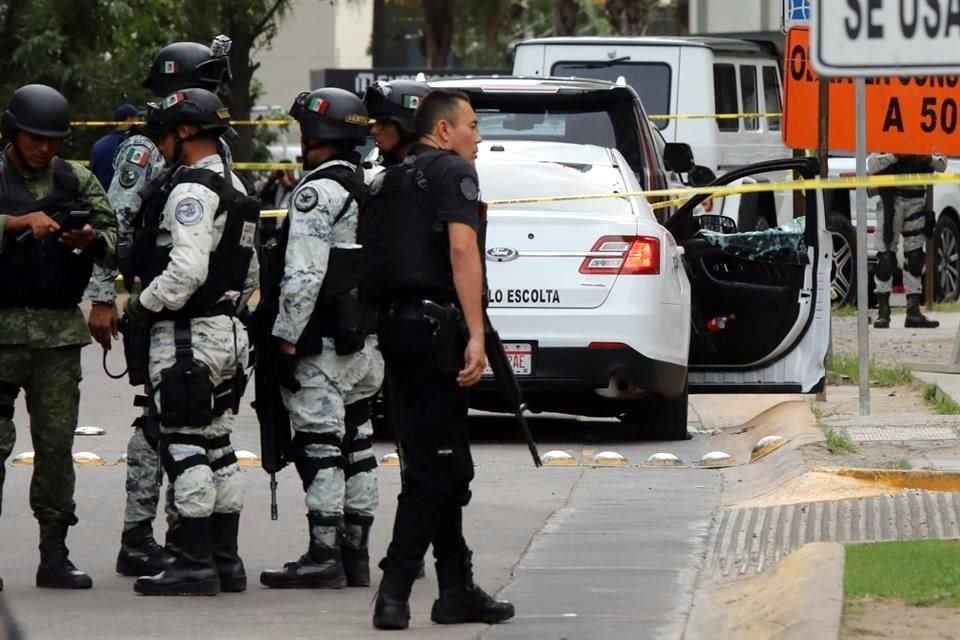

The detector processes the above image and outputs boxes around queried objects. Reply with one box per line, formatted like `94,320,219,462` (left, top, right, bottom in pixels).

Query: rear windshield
551,61,671,128
469,93,646,178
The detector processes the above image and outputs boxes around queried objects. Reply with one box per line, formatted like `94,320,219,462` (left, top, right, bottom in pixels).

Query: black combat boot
36,522,92,589
116,521,174,577
342,513,372,587
260,513,347,589
373,558,413,630
133,517,219,596
905,294,940,328
874,293,891,329
211,512,246,592
430,548,514,625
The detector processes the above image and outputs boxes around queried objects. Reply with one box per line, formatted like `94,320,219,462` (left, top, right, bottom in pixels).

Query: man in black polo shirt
362,89,514,630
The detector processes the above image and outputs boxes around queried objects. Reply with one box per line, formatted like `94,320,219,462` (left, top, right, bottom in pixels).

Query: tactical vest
0,158,93,309
359,149,457,303
268,161,369,356
129,163,260,320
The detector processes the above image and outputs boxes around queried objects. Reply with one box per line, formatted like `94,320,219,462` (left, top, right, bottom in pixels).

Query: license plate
484,342,534,376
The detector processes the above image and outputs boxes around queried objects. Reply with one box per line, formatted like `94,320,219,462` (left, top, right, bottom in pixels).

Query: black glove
124,293,150,321
277,352,301,393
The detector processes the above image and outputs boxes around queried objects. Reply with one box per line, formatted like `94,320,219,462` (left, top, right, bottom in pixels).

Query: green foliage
823,426,857,455
922,384,960,415
826,353,914,387
845,540,960,607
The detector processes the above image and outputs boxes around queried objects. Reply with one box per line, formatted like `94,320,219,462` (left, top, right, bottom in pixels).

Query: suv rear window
477,110,616,148
551,61,671,129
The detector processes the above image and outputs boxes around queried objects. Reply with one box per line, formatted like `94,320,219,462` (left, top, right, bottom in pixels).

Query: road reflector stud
116,454,127,465
541,450,577,466
75,426,105,436
592,451,628,466
698,451,736,468
73,452,104,466
646,452,682,466
751,435,787,462
235,450,260,466
380,453,400,466
12,451,34,465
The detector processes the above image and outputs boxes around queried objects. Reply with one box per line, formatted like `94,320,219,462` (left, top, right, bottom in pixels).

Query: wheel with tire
620,384,690,441
828,213,857,308
935,215,960,301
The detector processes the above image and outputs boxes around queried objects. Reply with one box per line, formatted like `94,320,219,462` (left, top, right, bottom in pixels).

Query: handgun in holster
159,321,214,429
422,301,465,374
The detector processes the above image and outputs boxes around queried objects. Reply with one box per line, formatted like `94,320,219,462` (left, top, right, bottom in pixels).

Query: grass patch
882,458,912,470
833,305,858,317
811,404,839,421
845,540,960,607
922,384,960,415
931,301,960,313
826,353,913,387
823,426,857,454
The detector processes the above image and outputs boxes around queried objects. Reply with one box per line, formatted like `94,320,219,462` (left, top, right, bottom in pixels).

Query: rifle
251,237,292,521
15,209,90,244
421,300,542,467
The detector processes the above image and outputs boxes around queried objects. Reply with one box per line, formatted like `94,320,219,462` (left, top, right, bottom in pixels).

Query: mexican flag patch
306,97,328,114
163,60,179,74
126,147,150,167
161,92,185,109
401,95,420,109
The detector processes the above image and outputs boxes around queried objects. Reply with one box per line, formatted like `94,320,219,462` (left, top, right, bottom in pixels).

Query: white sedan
472,141,832,440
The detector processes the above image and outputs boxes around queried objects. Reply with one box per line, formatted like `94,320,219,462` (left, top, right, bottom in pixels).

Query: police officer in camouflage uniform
362,80,431,167
0,84,118,590
122,89,258,596
84,37,233,578
870,152,947,329
259,89,384,590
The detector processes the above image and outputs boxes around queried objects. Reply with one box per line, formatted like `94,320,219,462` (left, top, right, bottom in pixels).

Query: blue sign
788,0,810,20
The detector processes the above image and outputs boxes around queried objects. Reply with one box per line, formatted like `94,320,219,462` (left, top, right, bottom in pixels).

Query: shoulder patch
174,197,205,226
459,176,479,201
294,186,319,212
126,146,151,168
118,167,141,188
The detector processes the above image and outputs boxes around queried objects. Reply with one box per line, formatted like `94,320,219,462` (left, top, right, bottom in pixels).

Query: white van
513,36,795,229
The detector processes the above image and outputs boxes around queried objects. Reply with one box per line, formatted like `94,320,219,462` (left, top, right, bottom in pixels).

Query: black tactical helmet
1,84,71,139
362,80,430,135
142,36,232,97
290,88,370,146
145,88,231,139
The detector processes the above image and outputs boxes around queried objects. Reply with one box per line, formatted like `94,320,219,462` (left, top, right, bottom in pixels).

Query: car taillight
579,236,660,275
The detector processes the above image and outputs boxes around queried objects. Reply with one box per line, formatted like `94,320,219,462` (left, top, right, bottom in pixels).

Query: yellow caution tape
69,119,295,127
261,209,286,219
648,112,782,120
233,162,302,171
484,171,953,207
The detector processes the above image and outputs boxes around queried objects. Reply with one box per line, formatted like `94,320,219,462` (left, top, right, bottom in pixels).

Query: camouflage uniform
85,135,237,535
273,158,384,572
138,154,256,519
0,151,117,526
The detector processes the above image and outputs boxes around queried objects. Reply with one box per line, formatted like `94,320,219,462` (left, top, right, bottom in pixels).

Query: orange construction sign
783,26,960,155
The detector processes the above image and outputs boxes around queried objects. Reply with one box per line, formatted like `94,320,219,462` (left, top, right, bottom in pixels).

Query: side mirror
688,165,717,187
695,214,737,235
663,142,695,173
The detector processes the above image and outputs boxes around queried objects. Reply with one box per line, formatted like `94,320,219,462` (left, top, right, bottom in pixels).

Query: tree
421,0,453,68
604,0,656,35
555,0,580,36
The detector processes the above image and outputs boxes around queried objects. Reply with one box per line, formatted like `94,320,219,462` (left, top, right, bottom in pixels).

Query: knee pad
292,431,344,490
344,400,372,430
905,249,925,278
876,251,897,281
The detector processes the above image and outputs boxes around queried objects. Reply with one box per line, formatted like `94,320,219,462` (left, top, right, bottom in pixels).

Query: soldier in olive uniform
0,84,118,590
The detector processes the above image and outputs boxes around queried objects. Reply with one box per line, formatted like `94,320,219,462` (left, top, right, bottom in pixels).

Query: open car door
665,158,831,393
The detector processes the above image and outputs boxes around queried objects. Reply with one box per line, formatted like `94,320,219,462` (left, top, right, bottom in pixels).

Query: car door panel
666,158,831,393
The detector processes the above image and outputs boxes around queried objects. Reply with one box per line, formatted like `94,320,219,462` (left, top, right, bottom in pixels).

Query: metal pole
854,77,870,416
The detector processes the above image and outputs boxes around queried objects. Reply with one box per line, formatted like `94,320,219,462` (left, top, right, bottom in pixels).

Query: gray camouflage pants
874,195,928,295
281,336,383,522
148,316,249,519
122,425,176,532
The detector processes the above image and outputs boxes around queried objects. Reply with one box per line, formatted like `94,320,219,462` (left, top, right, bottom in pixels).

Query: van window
551,61,671,129
739,65,759,131
713,64,739,132
476,109,616,148
762,66,782,131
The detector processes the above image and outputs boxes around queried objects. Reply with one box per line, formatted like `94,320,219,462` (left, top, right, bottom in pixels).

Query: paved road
0,345,725,639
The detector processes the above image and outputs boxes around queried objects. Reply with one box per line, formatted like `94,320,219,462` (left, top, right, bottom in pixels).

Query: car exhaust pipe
595,371,644,400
